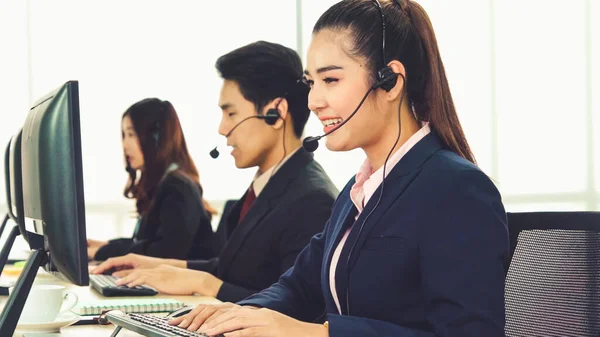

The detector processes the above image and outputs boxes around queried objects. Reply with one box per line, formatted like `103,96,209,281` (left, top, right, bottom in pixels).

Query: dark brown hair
314,0,476,163
215,41,310,137
122,98,217,216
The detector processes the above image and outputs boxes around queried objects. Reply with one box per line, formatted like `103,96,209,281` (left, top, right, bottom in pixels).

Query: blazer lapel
223,199,243,238
322,197,358,309
334,132,444,314
217,149,314,274
217,190,270,274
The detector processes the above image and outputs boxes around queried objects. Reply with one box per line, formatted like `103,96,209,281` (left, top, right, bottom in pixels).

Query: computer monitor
20,80,89,285
0,80,89,336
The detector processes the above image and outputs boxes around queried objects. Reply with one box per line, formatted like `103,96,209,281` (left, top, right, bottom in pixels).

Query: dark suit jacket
94,172,215,261
187,148,338,303
239,133,509,337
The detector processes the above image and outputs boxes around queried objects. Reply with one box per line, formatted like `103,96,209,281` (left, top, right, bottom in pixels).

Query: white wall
0,0,598,242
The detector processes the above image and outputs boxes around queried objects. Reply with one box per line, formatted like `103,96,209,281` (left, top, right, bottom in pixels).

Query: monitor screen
20,80,88,286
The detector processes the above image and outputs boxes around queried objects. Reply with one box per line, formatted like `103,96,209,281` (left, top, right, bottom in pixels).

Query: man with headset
93,41,338,303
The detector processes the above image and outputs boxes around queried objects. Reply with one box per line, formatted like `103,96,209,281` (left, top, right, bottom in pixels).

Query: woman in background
88,98,217,261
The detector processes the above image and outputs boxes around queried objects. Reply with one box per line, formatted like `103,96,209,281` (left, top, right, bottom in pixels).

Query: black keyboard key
128,314,224,337
89,274,158,297
106,310,226,337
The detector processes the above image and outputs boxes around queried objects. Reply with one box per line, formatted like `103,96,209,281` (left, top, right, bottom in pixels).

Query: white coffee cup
9,284,79,324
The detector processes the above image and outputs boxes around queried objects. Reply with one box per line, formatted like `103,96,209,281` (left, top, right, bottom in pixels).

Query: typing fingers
92,256,127,274
186,305,220,331
170,305,210,328
114,270,141,286
112,269,134,278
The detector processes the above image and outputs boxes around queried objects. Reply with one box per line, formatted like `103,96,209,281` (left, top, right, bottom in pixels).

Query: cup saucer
15,312,81,333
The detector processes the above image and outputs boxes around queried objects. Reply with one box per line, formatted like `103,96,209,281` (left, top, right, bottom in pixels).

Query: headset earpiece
259,95,286,126
371,0,399,93
261,109,280,125
374,66,398,92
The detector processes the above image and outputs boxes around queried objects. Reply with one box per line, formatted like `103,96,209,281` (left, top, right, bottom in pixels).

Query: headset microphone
300,87,370,152
301,136,321,153
208,115,266,159
209,97,283,159
209,147,220,159
302,0,397,154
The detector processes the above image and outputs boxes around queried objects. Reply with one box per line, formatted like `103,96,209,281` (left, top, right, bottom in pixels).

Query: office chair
505,211,600,336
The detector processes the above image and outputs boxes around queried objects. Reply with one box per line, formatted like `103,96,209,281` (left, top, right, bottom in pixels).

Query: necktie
238,185,256,223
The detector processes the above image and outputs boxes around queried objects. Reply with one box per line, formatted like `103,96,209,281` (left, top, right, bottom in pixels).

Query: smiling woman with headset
168,1,509,336
87,98,218,262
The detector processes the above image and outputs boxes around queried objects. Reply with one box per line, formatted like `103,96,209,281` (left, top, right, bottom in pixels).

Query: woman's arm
236,219,330,322
415,169,508,337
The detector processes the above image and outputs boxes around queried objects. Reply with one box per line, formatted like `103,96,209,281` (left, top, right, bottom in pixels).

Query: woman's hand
168,302,244,331
185,306,328,337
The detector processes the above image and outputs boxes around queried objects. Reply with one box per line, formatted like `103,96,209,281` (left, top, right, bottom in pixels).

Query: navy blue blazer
239,132,509,337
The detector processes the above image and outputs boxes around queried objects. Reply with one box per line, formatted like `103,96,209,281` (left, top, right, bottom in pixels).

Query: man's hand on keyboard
91,253,185,275
112,265,224,297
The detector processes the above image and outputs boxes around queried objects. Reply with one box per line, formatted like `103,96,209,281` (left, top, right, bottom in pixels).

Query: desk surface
0,268,221,337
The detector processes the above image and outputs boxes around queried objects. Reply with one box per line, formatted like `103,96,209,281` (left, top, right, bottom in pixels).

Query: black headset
209,94,284,159
342,0,407,316
301,0,398,153
372,0,398,93
259,104,281,126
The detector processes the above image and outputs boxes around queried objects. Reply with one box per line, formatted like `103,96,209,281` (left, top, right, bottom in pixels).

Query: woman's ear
384,60,407,101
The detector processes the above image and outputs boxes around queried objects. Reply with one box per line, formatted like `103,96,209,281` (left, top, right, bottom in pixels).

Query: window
0,1,597,241
26,0,297,206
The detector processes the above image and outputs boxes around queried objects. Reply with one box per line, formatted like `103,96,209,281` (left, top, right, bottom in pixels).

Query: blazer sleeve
416,170,508,337
129,178,205,259
326,315,435,337
93,238,133,261
276,191,334,275
186,257,219,274
237,219,330,322
317,170,508,337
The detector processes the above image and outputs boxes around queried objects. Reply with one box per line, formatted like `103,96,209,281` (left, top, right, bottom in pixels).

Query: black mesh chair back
506,211,600,337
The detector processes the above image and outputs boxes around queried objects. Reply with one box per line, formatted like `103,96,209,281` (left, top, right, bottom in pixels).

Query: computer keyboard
106,310,224,337
89,274,158,297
